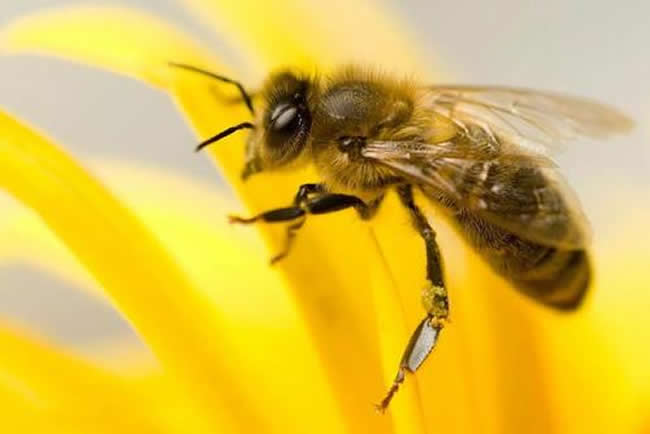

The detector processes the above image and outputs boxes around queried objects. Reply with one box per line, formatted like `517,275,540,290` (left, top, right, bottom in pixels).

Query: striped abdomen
453,208,590,310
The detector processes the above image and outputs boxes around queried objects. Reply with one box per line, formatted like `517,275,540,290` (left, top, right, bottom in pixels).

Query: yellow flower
0,1,649,433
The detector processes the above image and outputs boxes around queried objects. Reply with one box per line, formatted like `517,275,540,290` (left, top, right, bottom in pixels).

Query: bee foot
375,368,405,414
228,214,258,224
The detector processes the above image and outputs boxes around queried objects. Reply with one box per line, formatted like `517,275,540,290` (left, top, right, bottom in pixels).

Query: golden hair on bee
240,65,436,197
309,66,422,195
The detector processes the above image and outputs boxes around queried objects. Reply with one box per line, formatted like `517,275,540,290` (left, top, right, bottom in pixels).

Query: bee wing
421,85,634,157
362,140,592,249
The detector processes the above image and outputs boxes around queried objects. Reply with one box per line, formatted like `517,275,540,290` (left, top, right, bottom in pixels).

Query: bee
170,63,634,411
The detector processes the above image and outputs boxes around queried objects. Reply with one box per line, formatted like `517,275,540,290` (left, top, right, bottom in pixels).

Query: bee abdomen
511,247,590,310
454,212,590,310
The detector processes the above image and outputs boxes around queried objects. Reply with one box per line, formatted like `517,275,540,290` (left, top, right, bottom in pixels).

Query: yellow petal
0,323,169,434
181,0,437,75
0,194,97,294
0,375,63,433
0,325,232,434
88,161,349,433
0,157,346,433
541,203,650,434
2,335,339,434
0,6,218,88
0,107,290,432
0,387,84,434
370,191,521,433
371,189,650,434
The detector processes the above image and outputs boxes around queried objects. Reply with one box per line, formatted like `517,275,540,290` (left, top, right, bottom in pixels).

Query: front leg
229,183,384,263
376,184,450,412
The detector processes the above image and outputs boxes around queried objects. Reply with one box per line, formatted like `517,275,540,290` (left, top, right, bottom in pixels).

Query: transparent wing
360,86,632,248
362,140,591,249
421,85,634,157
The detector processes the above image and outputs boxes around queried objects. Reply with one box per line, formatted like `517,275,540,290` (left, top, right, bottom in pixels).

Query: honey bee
170,63,634,411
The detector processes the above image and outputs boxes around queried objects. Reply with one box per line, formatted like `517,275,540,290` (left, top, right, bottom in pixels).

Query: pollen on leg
421,282,449,320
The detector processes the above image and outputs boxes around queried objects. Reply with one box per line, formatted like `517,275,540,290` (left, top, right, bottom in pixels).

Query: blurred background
0,0,648,363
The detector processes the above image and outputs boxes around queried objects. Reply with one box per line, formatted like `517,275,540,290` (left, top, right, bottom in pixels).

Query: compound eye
270,103,299,132
263,92,312,165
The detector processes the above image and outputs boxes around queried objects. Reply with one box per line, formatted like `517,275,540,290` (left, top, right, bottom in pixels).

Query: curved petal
370,190,650,434
0,324,292,434
370,192,537,434
0,323,172,434
0,107,287,433
0,6,219,88
541,204,650,434
0,387,85,434
0,157,346,434
180,0,434,75
0,195,97,294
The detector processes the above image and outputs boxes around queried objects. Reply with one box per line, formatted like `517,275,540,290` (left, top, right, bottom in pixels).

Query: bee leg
265,184,328,264
376,185,449,412
396,185,446,295
375,315,443,413
230,184,380,263
229,183,325,225
293,183,326,202
269,217,306,265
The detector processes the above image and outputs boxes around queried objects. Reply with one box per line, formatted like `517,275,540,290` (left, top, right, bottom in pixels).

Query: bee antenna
168,62,255,116
195,122,254,152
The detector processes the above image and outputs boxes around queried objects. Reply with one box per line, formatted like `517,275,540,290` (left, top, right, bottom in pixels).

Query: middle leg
229,183,384,263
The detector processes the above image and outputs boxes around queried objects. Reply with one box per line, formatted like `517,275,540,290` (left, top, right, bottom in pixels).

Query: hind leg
376,185,450,412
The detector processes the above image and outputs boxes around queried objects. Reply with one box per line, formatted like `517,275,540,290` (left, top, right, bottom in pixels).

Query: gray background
0,0,648,355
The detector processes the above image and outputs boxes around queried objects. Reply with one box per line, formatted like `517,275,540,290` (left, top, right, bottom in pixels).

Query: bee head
241,72,315,179
173,63,315,180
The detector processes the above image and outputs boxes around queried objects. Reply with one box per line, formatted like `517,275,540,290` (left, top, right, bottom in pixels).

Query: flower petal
0,107,287,432
0,6,219,88
0,315,347,434
180,0,433,74
541,204,650,434
80,161,350,433
0,387,85,434
368,190,649,434
0,194,98,294
0,154,346,433
0,322,171,433
371,192,509,433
